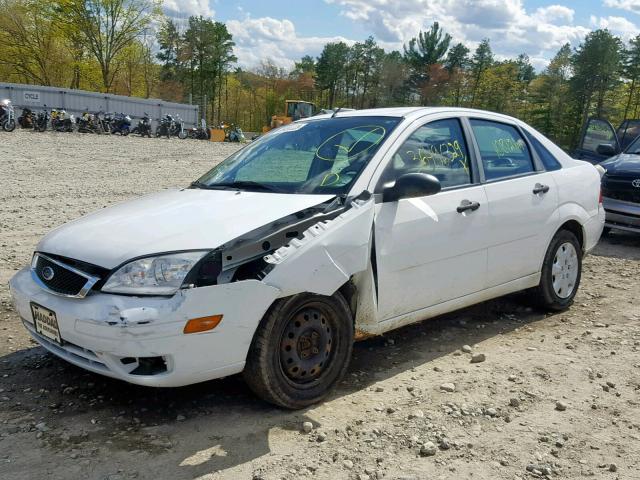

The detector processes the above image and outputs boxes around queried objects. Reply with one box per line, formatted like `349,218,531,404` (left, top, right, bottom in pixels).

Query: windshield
194,116,401,194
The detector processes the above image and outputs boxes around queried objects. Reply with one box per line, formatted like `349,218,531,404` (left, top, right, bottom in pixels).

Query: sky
162,0,640,70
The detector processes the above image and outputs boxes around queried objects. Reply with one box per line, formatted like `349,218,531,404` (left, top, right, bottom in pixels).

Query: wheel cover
280,306,333,384
552,242,578,299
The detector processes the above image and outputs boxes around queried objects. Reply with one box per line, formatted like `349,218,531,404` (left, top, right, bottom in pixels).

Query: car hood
37,189,335,269
600,153,640,175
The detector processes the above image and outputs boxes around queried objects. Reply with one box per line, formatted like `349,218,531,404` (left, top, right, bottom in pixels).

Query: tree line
1,0,639,148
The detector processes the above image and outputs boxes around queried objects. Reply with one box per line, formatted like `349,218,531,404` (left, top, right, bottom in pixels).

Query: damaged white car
9,108,604,408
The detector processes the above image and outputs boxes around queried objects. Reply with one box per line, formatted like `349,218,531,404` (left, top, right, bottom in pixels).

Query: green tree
470,39,493,107
445,43,470,106
379,51,410,106
316,41,350,108
62,0,161,92
291,55,316,77
529,43,573,145
403,22,452,103
571,29,623,131
622,34,640,119
0,0,71,85
157,18,182,82
181,16,235,122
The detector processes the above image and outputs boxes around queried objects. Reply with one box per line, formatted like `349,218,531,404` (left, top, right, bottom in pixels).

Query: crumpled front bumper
9,267,280,387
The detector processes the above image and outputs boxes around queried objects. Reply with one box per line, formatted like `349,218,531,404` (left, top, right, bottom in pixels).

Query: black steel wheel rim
279,304,335,385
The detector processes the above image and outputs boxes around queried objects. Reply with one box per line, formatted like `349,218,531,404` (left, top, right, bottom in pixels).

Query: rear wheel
243,293,354,409
529,230,582,311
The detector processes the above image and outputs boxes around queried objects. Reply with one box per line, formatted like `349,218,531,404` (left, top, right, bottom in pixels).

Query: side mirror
596,143,617,157
383,173,441,202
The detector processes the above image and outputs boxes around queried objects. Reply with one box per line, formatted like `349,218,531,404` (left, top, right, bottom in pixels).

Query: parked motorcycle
225,123,245,143
187,125,211,140
96,111,112,134
131,113,152,137
33,107,50,132
155,114,172,139
187,119,211,140
170,114,187,139
0,99,16,132
77,109,104,134
51,109,75,132
111,112,131,135
17,107,34,129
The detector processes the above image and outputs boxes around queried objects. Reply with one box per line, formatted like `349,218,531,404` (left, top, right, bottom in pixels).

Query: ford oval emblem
632,179,640,188
41,266,55,281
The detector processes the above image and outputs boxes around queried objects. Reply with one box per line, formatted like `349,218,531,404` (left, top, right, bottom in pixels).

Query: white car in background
9,107,604,409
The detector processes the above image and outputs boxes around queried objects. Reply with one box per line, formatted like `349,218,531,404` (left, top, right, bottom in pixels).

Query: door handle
457,199,480,213
533,183,550,194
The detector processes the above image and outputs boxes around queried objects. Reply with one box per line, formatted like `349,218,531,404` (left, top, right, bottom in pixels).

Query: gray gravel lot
1,129,640,480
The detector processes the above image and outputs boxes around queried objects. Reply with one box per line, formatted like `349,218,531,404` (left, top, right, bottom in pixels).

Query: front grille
602,176,640,204
31,253,100,298
602,188,640,204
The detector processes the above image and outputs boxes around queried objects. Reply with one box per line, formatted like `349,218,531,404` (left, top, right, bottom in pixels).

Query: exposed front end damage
10,194,379,387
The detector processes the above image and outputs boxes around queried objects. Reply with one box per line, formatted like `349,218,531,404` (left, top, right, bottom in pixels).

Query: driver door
373,117,490,321
573,117,620,163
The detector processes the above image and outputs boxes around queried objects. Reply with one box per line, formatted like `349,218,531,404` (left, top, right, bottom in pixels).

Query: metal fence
0,82,199,128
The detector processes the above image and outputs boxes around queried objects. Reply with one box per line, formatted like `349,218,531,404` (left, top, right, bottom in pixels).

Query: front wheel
3,119,16,132
243,293,354,409
529,230,582,311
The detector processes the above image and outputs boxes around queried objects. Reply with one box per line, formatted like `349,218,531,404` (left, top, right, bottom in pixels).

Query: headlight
102,251,209,295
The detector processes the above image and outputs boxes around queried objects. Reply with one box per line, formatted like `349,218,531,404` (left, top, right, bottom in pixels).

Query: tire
528,230,582,311
178,130,187,139
243,292,354,409
3,119,16,132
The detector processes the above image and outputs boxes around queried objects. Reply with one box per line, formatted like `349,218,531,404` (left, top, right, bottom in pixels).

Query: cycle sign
23,91,41,104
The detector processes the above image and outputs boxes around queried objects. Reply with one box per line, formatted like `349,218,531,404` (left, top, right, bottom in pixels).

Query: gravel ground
1,129,640,480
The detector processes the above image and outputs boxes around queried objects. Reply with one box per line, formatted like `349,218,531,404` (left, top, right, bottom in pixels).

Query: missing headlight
183,250,222,288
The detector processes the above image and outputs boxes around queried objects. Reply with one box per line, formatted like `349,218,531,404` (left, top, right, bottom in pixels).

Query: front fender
262,198,375,297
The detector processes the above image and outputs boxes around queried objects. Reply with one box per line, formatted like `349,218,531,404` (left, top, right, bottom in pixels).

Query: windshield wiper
206,180,284,193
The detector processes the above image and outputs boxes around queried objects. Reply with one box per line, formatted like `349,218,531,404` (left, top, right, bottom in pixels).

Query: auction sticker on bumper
30,303,62,345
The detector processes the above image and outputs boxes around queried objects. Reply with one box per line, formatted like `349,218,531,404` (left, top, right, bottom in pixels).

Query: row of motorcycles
2,100,225,140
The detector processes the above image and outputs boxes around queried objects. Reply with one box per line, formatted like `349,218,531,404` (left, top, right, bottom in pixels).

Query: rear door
574,117,620,163
467,118,559,288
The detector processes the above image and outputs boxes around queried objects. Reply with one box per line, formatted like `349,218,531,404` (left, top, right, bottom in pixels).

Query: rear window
469,119,535,181
523,130,562,171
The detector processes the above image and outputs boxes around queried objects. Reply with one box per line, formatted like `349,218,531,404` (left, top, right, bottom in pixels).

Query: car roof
313,106,523,124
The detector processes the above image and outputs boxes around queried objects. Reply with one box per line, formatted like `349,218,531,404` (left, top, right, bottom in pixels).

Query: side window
523,130,562,171
470,119,534,181
580,118,617,154
382,118,472,189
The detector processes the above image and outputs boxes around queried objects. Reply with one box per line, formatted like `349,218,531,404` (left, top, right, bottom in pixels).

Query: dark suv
600,137,640,234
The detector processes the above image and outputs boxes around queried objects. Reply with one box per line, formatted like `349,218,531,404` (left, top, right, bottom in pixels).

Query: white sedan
9,107,604,408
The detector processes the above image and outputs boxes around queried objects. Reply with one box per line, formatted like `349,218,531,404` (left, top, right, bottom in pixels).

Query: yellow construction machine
262,100,316,133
